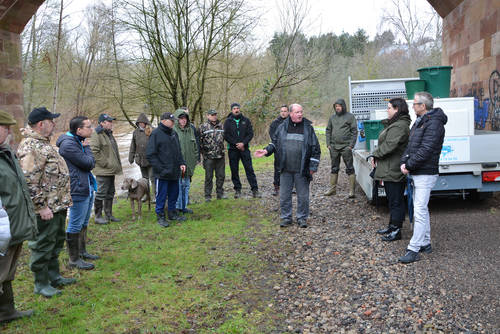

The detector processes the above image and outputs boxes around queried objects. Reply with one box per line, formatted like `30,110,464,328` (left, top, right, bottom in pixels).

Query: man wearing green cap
0,110,37,322
18,107,76,298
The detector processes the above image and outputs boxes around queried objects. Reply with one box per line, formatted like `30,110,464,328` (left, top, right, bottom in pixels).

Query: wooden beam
426,0,464,18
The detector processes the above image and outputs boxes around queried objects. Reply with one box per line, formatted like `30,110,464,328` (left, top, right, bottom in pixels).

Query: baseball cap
98,113,116,123
207,109,217,115
161,112,176,121
28,107,60,125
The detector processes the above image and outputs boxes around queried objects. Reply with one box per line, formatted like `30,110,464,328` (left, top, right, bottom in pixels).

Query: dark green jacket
174,109,199,178
0,145,37,246
90,125,123,176
325,99,358,149
372,114,411,182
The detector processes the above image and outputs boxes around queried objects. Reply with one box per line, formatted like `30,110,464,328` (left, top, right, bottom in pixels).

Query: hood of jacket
135,112,150,126
334,98,347,115
21,127,50,142
174,108,190,126
423,107,448,125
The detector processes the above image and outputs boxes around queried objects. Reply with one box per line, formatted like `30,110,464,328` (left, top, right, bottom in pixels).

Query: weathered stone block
492,31,500,56
469,39,485,63
465,0,487,27
480,12,498,39
479,57,496,82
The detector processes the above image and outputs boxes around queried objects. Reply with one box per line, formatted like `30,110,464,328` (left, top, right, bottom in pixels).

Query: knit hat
230,103,240,110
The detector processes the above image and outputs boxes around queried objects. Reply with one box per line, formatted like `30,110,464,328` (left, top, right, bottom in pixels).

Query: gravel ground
254,157,500,333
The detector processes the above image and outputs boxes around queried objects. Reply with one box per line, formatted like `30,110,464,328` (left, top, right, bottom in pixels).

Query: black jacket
223,113,254,150
400,108,447,175
56,133,97,200
146,123,186,180
269,116,287,140
264,118,321,180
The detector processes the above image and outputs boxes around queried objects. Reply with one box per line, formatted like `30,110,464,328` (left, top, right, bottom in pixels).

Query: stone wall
443,0,499,100
0,29,24,143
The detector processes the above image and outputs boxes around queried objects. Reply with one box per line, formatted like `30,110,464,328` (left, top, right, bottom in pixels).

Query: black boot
157,213,169,228
33,269,61,298
168,210,186,222
104,199,120,222
79,226,100,260
381,228,401,241
376,223,398,235
66,233,94,270
94,199,108,225
0,281,33,323
272,185,280,196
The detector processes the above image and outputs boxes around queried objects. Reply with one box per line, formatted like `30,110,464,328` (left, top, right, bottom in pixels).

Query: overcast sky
64,0,436,42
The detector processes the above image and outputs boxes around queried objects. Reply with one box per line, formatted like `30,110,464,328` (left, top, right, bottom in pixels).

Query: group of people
0,91,446,322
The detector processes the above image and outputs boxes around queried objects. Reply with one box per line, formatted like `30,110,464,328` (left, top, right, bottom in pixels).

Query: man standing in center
146,112,187,227
199,109,226,202
224,103,260,198
255,104,320,228
90,113,123,224
17,107,76,297
268,104,289,196
324,98,358,198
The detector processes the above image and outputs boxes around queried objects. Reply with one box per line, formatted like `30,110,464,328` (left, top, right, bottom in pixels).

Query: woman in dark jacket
371,98,411,241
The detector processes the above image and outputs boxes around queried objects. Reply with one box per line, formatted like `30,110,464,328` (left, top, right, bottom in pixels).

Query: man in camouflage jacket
17,107,76,298
199,109,226,201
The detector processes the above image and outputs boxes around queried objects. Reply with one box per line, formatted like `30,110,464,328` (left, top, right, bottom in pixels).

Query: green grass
3,154,281,333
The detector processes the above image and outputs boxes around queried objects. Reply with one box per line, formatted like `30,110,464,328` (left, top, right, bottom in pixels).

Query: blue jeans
67,192,94,233
176,177,190,211
155,179,179,215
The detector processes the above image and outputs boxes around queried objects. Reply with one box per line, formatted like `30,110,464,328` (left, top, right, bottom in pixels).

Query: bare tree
51,0,64,113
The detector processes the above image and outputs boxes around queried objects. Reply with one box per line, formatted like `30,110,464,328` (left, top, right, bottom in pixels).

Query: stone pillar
0,29,24,144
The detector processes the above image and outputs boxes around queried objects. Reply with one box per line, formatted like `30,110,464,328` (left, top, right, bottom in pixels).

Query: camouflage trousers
28,210,67,273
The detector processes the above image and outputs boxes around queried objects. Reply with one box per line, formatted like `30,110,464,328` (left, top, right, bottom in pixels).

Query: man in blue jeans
57,116,99,270
399,92,447,263
146,112,187,227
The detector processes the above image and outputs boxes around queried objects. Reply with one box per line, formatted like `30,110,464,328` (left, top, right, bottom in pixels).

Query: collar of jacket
21,127,50,142
159,122,173,134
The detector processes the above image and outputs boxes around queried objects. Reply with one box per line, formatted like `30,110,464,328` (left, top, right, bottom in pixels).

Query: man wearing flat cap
147,112,187,227
0,110,37,321
90,113,123,224
223,103,260,198
17,107,76,298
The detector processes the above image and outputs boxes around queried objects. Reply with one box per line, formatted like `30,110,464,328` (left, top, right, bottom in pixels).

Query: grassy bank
3,155,280,333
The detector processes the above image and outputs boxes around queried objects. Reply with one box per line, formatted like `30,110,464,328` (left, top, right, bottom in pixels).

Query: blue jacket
56,133,97,200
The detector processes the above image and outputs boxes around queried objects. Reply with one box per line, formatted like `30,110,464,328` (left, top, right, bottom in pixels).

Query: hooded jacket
263,117,321,180
400,108,447,175
57,133,97,200
325,98,358,149
0,144,37,246
128,113,153,167
373,114,411,182
173,109,199,178
146,122,186,180
90,124,123,176
223,112,254,150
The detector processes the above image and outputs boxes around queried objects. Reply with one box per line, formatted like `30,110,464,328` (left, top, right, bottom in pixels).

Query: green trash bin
363,120,384,151
405,79,426,100
417,66,453,98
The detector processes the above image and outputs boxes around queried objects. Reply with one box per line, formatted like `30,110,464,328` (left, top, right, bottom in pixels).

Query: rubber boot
33,269,61,298
157,213,169,228
48,258,76,287
324,174,338,196
66,233,94,270
79,226,99,260
104,199,120,222
94,199,108,225
348,174,356,198
0,281,33,323
168,210,186,222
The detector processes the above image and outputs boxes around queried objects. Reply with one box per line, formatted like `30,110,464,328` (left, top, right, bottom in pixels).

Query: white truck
348,76,500,202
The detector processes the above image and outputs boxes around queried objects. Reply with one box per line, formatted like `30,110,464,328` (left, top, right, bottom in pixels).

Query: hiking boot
181,208,193,214
234,190,241,199
272,185,280,197
298,219,308,228
157,213,169,227
279,219,292,227
168,210,186,222
205,196,211,202
252,189,262,198
217,193,228,200
419,244,432,254
381,228,401,242
376,224,398,235
398,249,420,264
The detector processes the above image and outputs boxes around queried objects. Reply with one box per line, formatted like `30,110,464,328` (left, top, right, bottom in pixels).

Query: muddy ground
246,156,500,333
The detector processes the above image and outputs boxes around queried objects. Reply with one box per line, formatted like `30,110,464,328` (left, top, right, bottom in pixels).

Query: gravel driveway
256,156,500,333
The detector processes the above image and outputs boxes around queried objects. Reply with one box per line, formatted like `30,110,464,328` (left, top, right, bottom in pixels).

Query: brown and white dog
121,177,151,220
